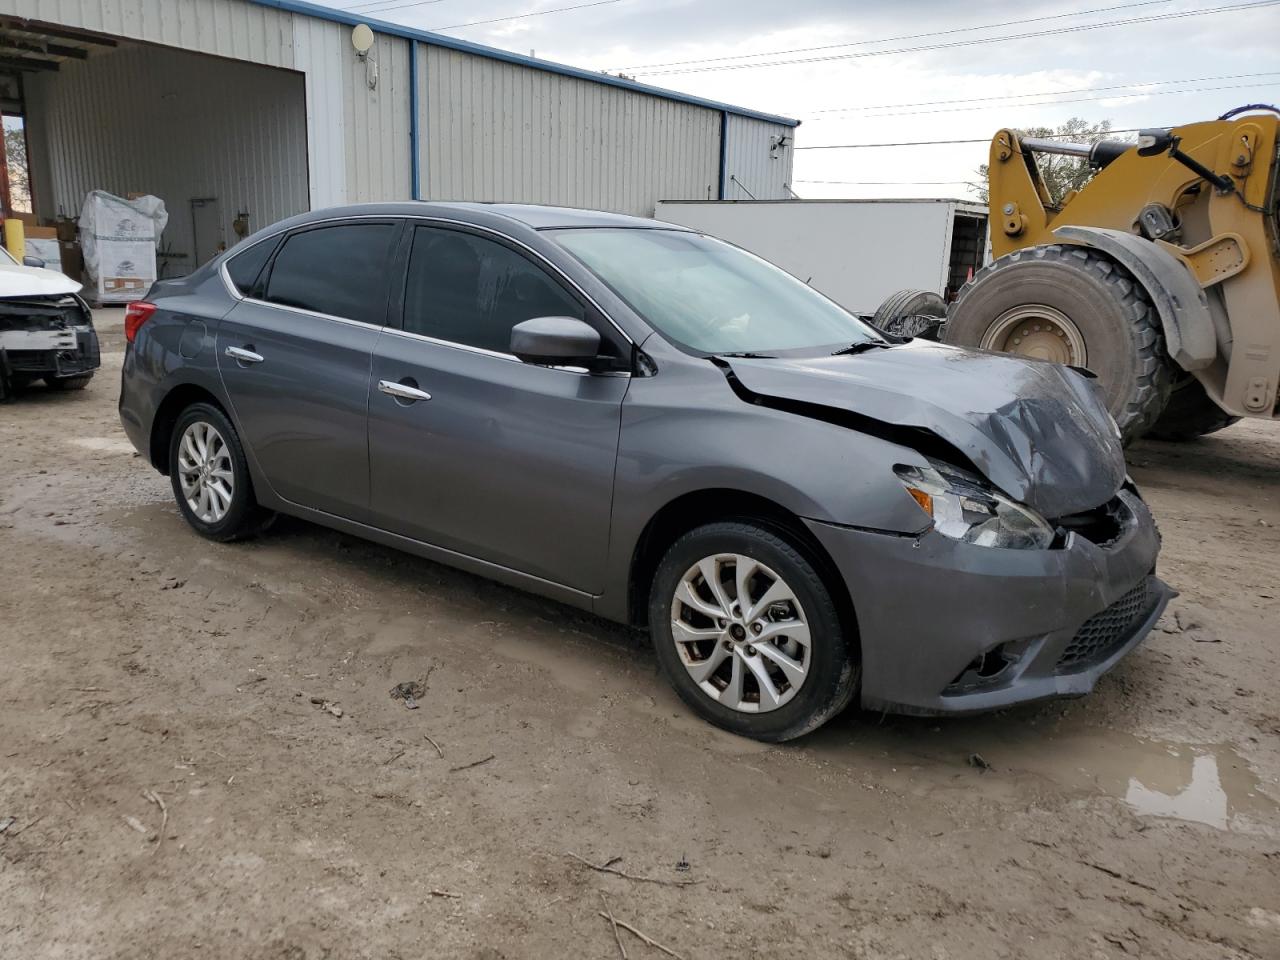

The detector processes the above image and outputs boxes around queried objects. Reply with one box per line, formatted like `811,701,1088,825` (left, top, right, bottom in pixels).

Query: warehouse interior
1,15,309,281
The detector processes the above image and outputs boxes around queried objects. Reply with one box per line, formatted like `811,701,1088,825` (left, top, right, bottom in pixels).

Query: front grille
1056,576,1155,672
8,350,55,371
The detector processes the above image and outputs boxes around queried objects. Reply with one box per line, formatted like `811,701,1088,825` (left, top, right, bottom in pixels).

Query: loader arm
985,115,1280,420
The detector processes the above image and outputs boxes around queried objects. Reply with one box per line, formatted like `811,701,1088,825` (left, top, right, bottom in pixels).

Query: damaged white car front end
0,247,100,398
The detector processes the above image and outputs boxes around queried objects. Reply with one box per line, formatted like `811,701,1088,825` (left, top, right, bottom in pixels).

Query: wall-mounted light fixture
352,24,378,90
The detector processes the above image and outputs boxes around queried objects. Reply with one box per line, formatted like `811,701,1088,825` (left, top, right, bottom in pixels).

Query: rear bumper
806,489,1170,716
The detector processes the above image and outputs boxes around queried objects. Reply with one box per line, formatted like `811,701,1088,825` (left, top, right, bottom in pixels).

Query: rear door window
402,226,585,353
264,222,400,326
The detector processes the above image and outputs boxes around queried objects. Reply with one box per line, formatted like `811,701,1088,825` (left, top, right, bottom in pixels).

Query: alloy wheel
670,553,811,713
177,421,235,524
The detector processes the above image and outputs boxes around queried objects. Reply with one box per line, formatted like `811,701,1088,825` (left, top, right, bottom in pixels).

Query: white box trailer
653,199,988,317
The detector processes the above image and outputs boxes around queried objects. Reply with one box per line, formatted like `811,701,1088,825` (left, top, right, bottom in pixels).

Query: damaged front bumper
806,489,1172,716
0,295,100,389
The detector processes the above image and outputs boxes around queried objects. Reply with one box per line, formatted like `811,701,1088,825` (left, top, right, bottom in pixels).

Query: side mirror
1136,128,1175,157
22,255,46,269
510,316,601,367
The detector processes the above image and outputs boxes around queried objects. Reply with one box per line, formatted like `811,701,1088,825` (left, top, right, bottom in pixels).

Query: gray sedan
119,203,1171,741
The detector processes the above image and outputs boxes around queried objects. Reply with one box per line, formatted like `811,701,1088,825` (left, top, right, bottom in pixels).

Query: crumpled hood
0,261,81,298
725,340,1125,518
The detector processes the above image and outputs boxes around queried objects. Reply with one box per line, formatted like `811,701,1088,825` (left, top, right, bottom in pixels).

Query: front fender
1053,224,1215,371
597,362,932,620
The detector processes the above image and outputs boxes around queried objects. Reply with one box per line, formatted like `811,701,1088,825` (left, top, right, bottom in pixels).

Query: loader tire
1147,376,1240,441
872,289,947,340
942,244,1174,445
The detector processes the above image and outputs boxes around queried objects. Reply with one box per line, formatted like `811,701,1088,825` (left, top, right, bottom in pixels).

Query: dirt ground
2,311,1278,960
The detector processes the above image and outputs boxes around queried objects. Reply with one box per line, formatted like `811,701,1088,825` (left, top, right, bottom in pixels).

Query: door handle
225,345,264,364
378,379,433,403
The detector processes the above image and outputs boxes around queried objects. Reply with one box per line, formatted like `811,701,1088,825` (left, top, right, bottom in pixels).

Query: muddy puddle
810,716,1279,834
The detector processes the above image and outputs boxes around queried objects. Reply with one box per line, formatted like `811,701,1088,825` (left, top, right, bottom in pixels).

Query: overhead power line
794,128,1150,150
824,79,1280,120
633,1,1280,76
343,0,447,13
424,0,622,31
350,0,620,23
794,180,974,185
804,71,1280,117
617,0,1171,72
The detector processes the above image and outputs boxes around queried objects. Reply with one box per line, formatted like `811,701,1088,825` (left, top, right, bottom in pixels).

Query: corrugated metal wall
723,115,795,201
285,17,413,209
421,45,720,216
291,15,347,210
343,32,412,204
25,43,309,273
19,0,792,253
5,0,296,68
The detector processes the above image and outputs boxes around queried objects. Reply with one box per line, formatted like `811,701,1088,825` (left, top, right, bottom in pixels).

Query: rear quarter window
224,237,279,298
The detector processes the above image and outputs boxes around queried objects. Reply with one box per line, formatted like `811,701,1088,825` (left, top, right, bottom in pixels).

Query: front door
367,224,630,593
217,219,401,520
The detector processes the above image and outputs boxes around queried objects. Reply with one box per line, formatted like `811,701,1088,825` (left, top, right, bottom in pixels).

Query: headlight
894,458,1054,549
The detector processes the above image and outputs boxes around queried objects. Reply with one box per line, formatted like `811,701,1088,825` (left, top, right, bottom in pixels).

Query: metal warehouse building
1,0,797,273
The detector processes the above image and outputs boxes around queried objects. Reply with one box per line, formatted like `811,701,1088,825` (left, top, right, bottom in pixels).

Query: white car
0,245,99,398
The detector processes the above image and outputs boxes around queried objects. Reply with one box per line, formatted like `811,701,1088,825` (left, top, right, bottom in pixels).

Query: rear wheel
648,521,856,742
1148,375,1241,441
943,244,1175,444
168,402,272,541
45,373,94,391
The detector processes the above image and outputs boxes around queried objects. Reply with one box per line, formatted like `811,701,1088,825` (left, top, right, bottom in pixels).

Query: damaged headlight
894,458,1054,549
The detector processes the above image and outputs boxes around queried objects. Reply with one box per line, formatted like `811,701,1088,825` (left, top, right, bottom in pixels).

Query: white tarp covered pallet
78,191,168,304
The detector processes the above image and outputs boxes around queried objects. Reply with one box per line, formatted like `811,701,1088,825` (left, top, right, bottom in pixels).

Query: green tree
4,120,31,212
971,117,1114,205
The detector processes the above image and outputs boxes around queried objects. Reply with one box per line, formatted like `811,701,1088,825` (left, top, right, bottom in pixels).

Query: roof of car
286,202,689,233
445,203,681,230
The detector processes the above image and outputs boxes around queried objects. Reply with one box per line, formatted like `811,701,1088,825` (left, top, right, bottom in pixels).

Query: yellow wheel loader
882,106,1280,444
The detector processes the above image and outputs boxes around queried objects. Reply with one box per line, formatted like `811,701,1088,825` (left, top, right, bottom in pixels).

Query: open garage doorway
1,17,309,279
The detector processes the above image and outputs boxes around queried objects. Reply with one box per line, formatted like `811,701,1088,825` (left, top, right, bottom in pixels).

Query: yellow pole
3,218,24,263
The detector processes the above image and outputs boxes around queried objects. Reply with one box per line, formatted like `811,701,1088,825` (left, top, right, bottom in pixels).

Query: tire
942,244,1175,444
168,402,272,542
648,521,857,742
871,288,947,340
44,373,94,391
1147,375,1241,441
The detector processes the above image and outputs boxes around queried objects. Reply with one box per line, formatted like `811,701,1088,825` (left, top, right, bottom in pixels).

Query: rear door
366,223,631,593
217,219,402,520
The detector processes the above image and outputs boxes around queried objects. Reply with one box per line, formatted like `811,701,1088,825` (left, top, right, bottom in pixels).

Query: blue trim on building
250,0,799,128
717,111,728,200
408,38,421,200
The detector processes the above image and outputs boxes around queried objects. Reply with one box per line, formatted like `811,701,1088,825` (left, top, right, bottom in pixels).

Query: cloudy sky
323,0,1280,200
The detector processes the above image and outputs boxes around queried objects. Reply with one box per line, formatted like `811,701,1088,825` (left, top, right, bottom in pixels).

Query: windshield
0,245,16,266
551,228,878,355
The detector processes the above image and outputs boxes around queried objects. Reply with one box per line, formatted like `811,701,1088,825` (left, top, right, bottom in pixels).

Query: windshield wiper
717,351,777,359
831,339,892,356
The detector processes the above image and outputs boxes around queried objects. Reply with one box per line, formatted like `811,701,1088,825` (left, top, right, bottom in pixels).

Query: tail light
124,301,156,343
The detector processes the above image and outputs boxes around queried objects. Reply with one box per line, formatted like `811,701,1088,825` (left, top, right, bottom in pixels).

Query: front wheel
648,522,857,742
168,402,272,541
